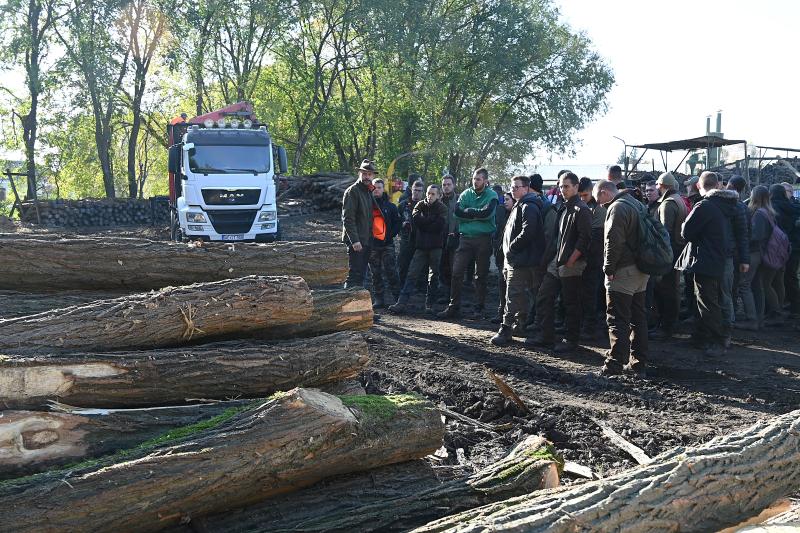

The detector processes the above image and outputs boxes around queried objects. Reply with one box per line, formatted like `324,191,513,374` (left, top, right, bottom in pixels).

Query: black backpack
618,197,673,276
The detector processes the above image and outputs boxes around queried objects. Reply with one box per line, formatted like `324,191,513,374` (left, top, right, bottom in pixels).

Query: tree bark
0,331,369,409
414,409,800,533
255,288,373,340
0,388,444,533
0,276,312,352
0,238,347,290
0,401,248,479
183,435,560,533
0,290,128,319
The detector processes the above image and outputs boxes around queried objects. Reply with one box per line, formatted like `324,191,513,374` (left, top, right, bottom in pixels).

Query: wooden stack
0,237,450,531
19,198,171,227
278,173,355,216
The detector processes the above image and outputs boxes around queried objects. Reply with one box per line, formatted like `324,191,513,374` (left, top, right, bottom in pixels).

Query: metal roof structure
629,135,747,152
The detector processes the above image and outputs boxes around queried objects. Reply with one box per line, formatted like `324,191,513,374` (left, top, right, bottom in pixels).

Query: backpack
618,197,674,276
761,209,790,269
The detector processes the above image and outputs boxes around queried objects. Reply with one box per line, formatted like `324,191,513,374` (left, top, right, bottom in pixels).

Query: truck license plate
221,234,244,241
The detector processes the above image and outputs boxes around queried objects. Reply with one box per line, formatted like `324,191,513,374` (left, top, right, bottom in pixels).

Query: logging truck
167,102,288,242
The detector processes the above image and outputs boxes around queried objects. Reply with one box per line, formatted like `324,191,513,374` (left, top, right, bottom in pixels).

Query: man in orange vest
169,113,188,125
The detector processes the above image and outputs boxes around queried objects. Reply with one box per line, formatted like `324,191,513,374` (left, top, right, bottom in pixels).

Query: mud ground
285,209,800,484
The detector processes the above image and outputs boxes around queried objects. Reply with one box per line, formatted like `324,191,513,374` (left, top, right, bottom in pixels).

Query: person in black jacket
772,183,800,316
388,185,448,315
397,180,425,284
678,172,748,356
491,176,545,346
368,179,402,309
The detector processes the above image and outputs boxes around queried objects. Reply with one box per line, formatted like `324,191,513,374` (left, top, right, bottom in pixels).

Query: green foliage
0,0,613,199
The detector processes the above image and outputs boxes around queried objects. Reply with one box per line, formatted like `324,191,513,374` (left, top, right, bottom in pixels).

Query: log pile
19,197,170,227
278,172,355,215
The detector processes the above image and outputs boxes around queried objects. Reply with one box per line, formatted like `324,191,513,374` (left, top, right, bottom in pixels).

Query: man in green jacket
438,168,497,318
342,159,378,288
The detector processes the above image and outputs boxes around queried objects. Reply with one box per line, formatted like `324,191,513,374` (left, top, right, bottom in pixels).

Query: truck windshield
188,145,271,174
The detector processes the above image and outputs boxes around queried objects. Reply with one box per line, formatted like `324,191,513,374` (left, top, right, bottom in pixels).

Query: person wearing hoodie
368,179,402,309
772,183,800,317
491,176,545,346
388,184,448,315
678,172,748,356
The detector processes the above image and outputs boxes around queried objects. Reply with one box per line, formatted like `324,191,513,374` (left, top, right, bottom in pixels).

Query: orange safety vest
372,206,387,241
170,115,186,125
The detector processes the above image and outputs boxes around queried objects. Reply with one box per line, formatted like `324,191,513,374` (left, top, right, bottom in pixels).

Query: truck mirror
168,145,181,174
276,146,288,174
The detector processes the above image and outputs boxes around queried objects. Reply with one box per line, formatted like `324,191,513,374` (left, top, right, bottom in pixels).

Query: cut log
0,401,248,479
255,288,373,339
0,290,128,319
182,435,560,533
0,331,368,409
0,238,347,290
0,389,444,533
413,409,800,533
0,276,312,352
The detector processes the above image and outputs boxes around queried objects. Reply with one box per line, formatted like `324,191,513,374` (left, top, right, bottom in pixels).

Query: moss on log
0,389,444,533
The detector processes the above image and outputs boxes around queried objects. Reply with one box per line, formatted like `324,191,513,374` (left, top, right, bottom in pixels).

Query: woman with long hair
749,186,781,325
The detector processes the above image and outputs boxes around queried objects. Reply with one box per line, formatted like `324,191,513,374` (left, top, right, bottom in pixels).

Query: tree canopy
0,0,613,199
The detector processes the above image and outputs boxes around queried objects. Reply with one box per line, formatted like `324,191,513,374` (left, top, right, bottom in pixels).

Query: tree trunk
414,409,800,533
0,389,444,533
0,290,127,319
0,238,348,290
184,435,560,533
0,401,248,479
0,276,312,352
0,331,369,409
254,288,373,340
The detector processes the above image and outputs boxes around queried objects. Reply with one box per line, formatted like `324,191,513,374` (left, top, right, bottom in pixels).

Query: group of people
341,159,800,378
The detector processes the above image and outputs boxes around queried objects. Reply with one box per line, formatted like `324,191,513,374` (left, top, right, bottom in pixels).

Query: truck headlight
187,212,207,223
258,211,276,222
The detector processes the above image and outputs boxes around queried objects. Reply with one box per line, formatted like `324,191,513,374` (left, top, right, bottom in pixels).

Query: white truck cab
167,103,288,242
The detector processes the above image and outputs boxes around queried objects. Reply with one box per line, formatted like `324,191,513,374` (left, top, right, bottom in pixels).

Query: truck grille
207,210,257,234
202,188,261,205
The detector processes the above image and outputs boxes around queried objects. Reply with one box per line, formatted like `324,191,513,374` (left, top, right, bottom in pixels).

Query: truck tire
169,210,183,242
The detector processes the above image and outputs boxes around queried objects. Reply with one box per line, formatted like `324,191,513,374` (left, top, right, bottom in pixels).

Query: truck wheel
169,211,183,242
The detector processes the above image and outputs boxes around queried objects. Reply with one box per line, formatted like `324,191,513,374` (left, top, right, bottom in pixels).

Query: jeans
604,290,648,372
448,234,492,309
535,271,583,343
739,251,760,322
344,244,371,289
369,245,401,303
397,248,442,307
397,232,415,284
581,262,603,328
720,258,735,329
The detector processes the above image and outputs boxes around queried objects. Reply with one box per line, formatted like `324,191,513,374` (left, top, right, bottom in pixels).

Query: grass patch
339,394,427,421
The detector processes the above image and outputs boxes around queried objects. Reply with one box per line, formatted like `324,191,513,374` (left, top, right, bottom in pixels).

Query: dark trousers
535,273,582,342
496,249,506,314
344,244,371,289
502,266,537,327
369,245,401,302
398,248,442,307
439,235,458,290
604,290,648,371
694,274,727,344
581,263,603,327
785,251,800,313
654,268,680,331
398,234,415,284
449,234,492,309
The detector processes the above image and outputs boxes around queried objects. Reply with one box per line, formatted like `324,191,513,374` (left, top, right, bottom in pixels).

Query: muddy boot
511,322,528,338
387,302,408,314
553,339,578,353
524,333,554,349
372,295,386,310
437,305,461,319
490,325,513,346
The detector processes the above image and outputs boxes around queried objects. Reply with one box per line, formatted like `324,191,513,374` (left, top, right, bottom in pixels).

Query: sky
545,0,800,170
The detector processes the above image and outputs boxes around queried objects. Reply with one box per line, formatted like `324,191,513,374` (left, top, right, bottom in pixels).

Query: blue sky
550,0,800,167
